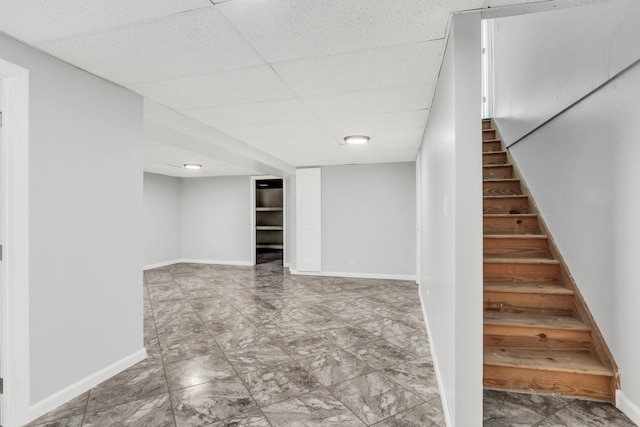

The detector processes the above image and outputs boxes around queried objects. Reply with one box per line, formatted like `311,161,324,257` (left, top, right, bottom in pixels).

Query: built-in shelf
256,226,284,230
256,207,283,212
256,244,284,249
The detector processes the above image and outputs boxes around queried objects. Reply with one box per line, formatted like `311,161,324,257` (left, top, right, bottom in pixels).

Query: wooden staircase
481,119,619,402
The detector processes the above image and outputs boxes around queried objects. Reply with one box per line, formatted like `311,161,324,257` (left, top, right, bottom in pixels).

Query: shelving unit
255,179,284,262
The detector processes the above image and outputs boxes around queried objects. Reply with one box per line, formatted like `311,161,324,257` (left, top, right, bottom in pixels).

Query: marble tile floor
28,261,443,427
484,389,637,426
27,260,636,427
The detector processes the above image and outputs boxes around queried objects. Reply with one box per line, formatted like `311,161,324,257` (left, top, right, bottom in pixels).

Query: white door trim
0,58,30,427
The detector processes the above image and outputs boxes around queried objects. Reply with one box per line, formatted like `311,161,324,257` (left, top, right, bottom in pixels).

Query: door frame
250,175,286,267
0,57,30,427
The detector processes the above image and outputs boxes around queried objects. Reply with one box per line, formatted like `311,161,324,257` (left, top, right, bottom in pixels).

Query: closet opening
254,178,284,265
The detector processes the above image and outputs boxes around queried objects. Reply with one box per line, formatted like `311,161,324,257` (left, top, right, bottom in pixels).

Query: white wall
508,62,640,423
143,173,181,267
418,12,482,426
180,176,252,264
321,162,416,279
0,33,144,416
493,0,640,145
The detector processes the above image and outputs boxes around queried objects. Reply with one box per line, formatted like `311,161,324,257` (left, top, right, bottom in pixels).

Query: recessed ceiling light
183,163,202,170
343,135,370,145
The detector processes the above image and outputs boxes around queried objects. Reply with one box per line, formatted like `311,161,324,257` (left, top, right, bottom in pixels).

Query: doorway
254,178,284,265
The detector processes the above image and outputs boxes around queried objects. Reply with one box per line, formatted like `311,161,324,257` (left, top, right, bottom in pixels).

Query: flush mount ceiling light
343,135,370,145
183,163,202,170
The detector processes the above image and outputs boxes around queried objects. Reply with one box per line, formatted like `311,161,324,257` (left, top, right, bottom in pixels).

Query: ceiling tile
217,0,450,62
184,98,316,128
318,110,429,136
218,119,328,141
273,41,443,96
129,66,296,110
0,0,211,43
37,8,265,84
302,84,433,118
144,143,261,177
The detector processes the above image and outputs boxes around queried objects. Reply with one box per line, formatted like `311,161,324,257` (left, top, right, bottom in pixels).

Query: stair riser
483,181,522,196
483,129,497,140
484,324,592,351
484,237,550,258
483,152,507,165
483,141,502,152
484,291,573,313
483,197,530,214
484,262,561,284
482,121,493,130
483,216,540,235
483,365,613,401
483,165,513,179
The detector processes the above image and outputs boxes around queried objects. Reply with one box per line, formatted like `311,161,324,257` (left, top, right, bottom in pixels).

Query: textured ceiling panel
219,119,328,141
128,66,296,110
317,110,430,137
217,0,450,62
302,84,433,118
272,40,443,97
37,8,264,84
184,98,316,128
144,143,260,177
0,0,211,43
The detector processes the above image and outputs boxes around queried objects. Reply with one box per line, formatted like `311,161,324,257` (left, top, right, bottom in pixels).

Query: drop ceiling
0,0,553,177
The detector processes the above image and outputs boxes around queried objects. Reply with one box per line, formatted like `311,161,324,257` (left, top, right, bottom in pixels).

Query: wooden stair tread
484,234,547,239
484,348,613,376
484,258,560,265
483,178,520,183
483,150,505,155
483,138,501,143
483,164,511,168
484,213,537,217
484,283,574,295
483,195,527,199
484,312,590,330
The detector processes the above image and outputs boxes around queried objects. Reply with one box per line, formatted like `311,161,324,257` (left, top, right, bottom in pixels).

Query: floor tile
262,389,366,426
28,414,84,427
382,358,440,400
160,335,222,364
483,390,572,427
241,361,322,407
83,394,175,426
296,349,373,387
330,371,425,425
226,342,294,374
86,365,168,411
319,325,377,349
373,401,445,426
346,339,418,370
165,353,236,391
171,377,258,427
207,410,271,426
538,399,638,427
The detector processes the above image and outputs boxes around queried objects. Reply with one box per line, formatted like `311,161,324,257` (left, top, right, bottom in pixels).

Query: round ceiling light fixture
183,163,202,170
343,135,370,145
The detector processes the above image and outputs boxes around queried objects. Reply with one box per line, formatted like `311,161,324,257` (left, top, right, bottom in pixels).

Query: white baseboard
28,348,147,423
179,258,253,267
289,269,416,282
617,390,640,426
144,259,254,270
143,259,181,270
418,286,452,427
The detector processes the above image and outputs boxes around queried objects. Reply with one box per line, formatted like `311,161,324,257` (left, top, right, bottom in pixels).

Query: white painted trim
179,259,253,267
143,259,182,271
28,349,146,423
0,58,30,427
418,286,452,427
290,269,416,282
617,390,640,426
